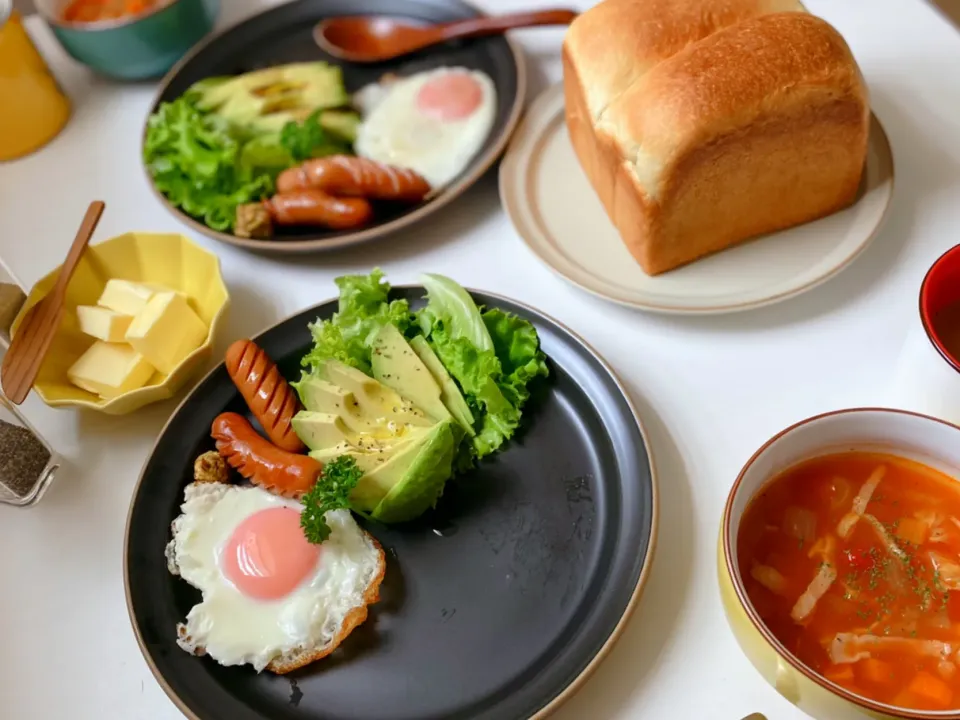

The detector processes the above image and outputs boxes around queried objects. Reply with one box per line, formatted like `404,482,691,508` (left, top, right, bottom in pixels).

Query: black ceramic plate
125,288,657,720
143,0,525,254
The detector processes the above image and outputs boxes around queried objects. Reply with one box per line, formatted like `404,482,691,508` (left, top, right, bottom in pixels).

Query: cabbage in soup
738,451,960,711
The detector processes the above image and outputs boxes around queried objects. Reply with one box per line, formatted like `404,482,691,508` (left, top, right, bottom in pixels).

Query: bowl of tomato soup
720,408,960,720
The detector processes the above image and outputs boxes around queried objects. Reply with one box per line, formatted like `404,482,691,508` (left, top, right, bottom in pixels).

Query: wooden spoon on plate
1,201,104,405
314,9,578,63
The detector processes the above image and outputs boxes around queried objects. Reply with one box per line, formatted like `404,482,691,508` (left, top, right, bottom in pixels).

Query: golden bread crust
563,7,869,275
563,0,808,121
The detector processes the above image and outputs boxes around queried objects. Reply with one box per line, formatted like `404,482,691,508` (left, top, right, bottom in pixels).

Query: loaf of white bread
563,0,869,275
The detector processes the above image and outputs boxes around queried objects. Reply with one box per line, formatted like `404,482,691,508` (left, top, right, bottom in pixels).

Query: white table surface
2,0,960,718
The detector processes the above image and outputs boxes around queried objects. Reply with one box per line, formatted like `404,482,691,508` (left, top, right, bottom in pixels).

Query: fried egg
355,67,497,189
166,482,384,672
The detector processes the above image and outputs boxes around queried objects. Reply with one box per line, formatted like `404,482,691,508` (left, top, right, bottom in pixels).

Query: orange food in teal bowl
38,0,219,81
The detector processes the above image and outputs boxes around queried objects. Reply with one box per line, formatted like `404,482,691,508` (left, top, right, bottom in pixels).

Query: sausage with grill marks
224,339,305,453
276,156,432,203
212,412,320,498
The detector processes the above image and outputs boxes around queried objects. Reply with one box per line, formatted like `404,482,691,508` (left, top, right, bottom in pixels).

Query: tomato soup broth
738,452,960,711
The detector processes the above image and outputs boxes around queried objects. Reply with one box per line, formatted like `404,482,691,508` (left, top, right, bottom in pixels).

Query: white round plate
500,83,895,315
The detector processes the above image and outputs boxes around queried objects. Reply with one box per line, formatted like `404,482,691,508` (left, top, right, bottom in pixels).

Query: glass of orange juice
0,0,71,161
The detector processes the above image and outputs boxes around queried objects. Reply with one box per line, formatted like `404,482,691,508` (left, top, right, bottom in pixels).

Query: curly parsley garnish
300,456,364,544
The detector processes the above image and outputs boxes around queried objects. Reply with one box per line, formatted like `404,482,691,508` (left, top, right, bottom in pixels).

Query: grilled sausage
276,156,432,203
212,412,320,498
266,189,374,230
224,339,305,453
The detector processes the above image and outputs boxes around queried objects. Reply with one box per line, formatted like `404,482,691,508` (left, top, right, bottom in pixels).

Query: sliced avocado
347,438,427,512
309,434,420,476
295,377,387,435
371,421,461,523
317,361,434,428
195,62,349,132
295,376,350,414
319,110,361,143
293,409,427,453
409,336,475,436
291,412,357,453
371,325,451,423
185,76,231,103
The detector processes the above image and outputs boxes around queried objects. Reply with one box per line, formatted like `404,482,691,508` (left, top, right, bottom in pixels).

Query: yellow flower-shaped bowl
11,232,229,415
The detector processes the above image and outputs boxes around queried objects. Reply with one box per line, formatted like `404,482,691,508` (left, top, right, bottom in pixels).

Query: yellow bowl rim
722,406,960,720
23,231,229,411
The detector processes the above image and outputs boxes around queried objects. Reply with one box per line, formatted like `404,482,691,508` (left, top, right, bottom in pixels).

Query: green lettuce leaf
419,273,493,352
298,270,549,475
415,276,549,465
280,109,352,163
143,95,275,232
482,309,550,410
301,269,412,375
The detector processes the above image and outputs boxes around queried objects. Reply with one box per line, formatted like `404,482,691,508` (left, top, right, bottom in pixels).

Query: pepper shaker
0,278,61,506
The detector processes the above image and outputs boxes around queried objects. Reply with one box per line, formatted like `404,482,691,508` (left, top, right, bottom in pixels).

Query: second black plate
144,0,525,254
125,288,656,720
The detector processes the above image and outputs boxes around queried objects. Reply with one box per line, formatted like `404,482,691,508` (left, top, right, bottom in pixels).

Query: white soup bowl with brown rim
719,407,960,720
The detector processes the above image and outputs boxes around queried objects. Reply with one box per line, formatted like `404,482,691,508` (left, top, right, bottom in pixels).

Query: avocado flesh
292,411,423,453
244,108,361,139
371,324,451,423
344,434,430,512
312,361,433,427
296,375,416,438
371,421,461,523
291,412,354,453
308,434,419,472
193,62,349,133
291,360,461,523
295,376,350,414
408,335,475,436
319,110,361,143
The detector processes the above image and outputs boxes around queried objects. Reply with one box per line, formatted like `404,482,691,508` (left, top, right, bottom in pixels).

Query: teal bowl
39,0,220,81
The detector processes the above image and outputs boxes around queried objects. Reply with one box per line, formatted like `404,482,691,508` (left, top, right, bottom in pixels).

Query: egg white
355,67,497,189
166,482,381,672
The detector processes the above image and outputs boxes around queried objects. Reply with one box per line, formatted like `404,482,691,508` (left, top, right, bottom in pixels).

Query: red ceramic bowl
920,244,960,372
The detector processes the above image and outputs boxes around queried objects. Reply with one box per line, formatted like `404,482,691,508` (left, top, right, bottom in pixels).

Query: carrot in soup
738,451,960,711
896,516,930,546
858,658,894,685
824,665,854,684
906,671,953,709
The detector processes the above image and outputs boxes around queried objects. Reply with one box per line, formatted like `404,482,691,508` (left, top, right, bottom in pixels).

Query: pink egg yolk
415,72,483,121
222,507,321,601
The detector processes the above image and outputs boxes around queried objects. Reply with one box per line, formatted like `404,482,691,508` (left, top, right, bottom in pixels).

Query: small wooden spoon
1,201,105,405
315,9,578,63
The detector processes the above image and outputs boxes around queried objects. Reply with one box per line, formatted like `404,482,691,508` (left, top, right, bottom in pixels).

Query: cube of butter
97,279,157,316
76,305,132,342
125,291,207,374
67,341,155,399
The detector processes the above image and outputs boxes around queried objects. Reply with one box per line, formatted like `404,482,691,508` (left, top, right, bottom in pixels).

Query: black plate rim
123,286,660,720
139,0,527,254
